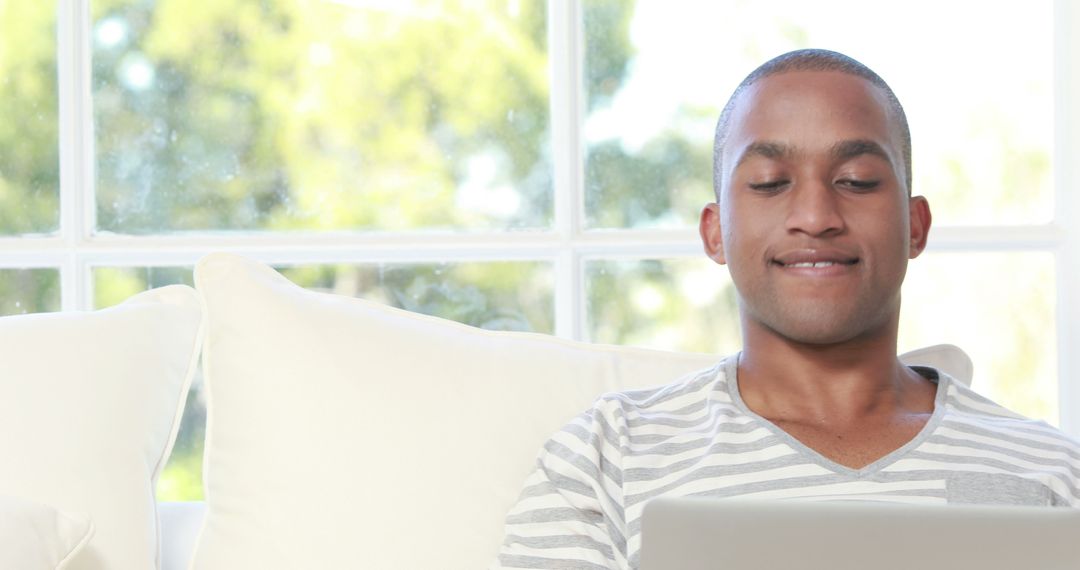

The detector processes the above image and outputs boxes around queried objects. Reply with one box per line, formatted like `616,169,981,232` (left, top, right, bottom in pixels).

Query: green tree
582,0,713,229
0,0,59,234
92,0,559,232
0,1,61,313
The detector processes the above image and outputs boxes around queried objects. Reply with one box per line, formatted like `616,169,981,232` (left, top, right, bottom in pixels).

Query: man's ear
908,196,932,259
700,203,727,265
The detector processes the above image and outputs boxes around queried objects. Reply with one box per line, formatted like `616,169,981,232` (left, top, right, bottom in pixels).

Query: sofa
160,503,204,570
1,253,973,570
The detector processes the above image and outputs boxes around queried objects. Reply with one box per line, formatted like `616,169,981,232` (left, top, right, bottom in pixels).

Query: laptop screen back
640,497,1080,570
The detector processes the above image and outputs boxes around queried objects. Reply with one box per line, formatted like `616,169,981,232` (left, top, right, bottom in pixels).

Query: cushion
0,494,94,570
0,285,203,570
191,253,972,570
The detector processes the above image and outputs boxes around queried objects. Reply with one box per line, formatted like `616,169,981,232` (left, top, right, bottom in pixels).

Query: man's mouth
774,260,859,268
771,249,860,270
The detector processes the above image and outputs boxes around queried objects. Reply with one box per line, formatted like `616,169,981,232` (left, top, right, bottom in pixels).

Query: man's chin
776,327,866,347
756,309,885,347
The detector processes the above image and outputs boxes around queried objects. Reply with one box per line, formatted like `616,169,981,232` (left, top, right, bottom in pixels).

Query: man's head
700,49,931,346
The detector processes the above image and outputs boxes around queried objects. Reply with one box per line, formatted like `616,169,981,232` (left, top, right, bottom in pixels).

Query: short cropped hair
712,49,911,199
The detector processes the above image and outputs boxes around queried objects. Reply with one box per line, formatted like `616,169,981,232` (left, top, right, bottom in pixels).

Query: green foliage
585,127,711,228
92,0,554,232
587,259,740,354
583,0,634,112
280,261,553,333
0,0,60,234
0,269,60,315
93,266,194,307
156,387,207,502
582,0,713,229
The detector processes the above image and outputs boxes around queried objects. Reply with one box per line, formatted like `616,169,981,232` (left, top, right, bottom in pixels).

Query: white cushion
191,253,972,570
0,495,94,570
0,286,203,570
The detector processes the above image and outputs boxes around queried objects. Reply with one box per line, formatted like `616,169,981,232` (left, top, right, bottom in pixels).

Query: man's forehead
724,70,903,163
734,70,893,125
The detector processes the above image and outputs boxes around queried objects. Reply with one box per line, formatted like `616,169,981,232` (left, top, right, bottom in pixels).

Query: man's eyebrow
734,141,793,168
831,139,891,163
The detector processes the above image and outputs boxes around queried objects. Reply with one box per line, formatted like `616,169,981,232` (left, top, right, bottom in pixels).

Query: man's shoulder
590,356,731,414
554,356,747,445
943,376,1080,451
546,357,738,464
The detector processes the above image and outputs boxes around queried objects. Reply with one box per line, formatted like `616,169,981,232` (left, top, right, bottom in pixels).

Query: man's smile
770,248,860,276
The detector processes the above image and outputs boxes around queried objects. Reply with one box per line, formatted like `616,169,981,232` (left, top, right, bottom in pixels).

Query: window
2,0,1077,501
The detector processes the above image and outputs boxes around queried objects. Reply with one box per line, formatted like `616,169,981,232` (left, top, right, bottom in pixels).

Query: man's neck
736,318,936,427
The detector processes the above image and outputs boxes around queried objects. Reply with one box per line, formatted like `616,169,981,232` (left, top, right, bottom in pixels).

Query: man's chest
618,411,1070,531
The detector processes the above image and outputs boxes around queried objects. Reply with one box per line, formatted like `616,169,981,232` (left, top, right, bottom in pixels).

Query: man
493,49,1080,570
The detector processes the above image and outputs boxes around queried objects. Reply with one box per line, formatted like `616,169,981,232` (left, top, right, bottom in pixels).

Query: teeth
787,261,836,268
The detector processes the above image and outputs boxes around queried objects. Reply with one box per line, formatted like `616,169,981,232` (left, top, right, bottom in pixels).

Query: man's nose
784,179,845,237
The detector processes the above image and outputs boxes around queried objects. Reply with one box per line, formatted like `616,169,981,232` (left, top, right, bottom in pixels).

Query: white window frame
0,0,1077,434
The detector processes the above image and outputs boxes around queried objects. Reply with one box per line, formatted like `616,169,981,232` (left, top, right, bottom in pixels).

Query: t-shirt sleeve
492,400,629,570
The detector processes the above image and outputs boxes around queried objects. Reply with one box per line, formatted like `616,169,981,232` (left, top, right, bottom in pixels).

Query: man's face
701,70,930,345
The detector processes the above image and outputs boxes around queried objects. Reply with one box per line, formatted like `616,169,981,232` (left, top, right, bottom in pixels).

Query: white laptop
641,497,1080,570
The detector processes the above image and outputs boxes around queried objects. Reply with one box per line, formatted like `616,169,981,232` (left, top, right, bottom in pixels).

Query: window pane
584,1,1053,228
900,252,1057,424
0,269,60,315
92,0,551,233
95,260,553,500
586,258,740,354
0,1,59,234
94,266,194,308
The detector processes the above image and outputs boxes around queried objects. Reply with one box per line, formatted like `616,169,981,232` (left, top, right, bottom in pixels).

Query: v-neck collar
723,354,951,478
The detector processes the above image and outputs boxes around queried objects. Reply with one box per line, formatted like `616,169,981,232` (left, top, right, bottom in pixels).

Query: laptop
640,497,1080,570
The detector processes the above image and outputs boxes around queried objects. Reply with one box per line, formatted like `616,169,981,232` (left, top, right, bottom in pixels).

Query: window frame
0,0,1076,434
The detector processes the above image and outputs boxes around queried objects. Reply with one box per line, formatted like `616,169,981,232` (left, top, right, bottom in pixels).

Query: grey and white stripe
493,355,1080,570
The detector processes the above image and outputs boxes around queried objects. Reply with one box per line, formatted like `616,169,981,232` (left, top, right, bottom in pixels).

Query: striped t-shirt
494,355,1080,570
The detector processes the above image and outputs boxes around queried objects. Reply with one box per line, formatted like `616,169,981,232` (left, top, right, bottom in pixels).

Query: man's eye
837,178,880,191
748,180,788,192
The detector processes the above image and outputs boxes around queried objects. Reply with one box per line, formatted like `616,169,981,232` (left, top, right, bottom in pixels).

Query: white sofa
2,253,974,570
